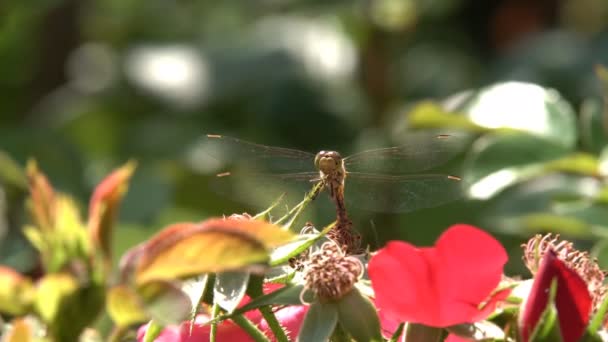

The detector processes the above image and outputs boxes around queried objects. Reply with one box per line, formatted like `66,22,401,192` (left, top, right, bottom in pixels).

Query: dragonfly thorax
314,150,345,178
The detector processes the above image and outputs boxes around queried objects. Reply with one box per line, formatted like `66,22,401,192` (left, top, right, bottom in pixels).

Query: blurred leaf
230,284,304,318
0,266,33,316
445,82,578,148
509,213,593,238
483,174,605,238
213,272,249,313
465,132,570,200
139,280,192,326
134,219,294,285
106,284,147,327
336,289,382,342
544,153,599,176
88,161,136,265
35,273,79,324
25,160,56,232
0,151,27,192
34,272,104,341
298,300,338,342
407,101,486,132
579,97,608,154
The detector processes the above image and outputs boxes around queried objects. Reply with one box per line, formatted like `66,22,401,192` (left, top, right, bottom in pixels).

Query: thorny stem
388,323,405,342
210,302,220,342
232,314,271,342
248,276,290,342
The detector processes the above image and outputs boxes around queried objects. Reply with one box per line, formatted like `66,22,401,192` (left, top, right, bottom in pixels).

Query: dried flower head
302,242,363,301
522,234,607,312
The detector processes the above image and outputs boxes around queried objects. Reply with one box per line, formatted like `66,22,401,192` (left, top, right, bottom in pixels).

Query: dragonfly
203,133,466,252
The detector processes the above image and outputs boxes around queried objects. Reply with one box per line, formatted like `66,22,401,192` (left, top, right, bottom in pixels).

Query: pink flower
369,224,509,328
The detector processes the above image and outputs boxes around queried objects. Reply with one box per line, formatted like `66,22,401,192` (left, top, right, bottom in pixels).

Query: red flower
137,284,308,342
369,224,509,327
519,249,592,342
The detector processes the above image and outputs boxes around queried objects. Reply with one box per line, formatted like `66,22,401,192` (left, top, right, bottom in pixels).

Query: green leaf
0,150,27,191
583,288,608,340
528,279,562,342
139,280,192,326
407,100,487,131
336,289,382,342
270,223,333,266
214,272,250,313
142,320,164,342
106,284,148,327
34,273,105,341
464,132,571,200
215,284,305,324
446,81,578,148
298,300,338,342
483,173,605,238
579,97,608,154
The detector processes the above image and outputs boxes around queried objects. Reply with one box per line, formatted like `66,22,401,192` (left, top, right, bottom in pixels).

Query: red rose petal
369,224,508,327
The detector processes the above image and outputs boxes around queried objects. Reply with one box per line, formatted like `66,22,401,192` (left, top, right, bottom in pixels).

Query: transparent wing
343,133,468,174
204,134,316,173
209,171,321,210
343,172,463,213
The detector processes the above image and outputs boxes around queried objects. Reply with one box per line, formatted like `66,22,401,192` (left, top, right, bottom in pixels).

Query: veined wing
209,171,321,210
343,133,468,174
204,134,316,173
343,172,463,213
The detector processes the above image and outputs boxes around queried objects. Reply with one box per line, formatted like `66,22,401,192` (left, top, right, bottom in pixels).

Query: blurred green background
1,0,608,277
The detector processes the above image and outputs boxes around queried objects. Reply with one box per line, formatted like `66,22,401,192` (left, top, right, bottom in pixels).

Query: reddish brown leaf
134,219,293,285
26,160,56,231
88,161,136,263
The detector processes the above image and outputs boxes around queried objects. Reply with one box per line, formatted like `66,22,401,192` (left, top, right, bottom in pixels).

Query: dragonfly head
314,151,343,174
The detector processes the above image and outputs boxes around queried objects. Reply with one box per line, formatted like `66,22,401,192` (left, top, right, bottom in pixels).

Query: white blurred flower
124,45,210,108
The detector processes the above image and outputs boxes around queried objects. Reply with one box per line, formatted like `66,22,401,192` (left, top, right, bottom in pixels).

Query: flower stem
142,320,163,342
232,314,271,342
210,302,220,342
248,276,289,342
404,323,443,342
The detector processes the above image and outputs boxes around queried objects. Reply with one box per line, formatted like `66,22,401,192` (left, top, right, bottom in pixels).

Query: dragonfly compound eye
314,151,325,169
315,151,343,173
